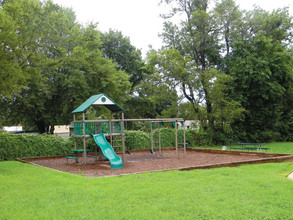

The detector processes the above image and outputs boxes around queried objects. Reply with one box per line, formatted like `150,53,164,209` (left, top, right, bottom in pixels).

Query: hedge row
69,129,195,152
125,128,196,150
0,128,199,160
84,129,196,151
0,132,72,160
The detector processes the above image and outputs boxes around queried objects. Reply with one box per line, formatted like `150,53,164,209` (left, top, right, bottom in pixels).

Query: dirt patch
24,149,271,177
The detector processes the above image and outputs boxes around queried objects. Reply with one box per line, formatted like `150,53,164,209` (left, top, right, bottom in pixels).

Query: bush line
0,129,205,160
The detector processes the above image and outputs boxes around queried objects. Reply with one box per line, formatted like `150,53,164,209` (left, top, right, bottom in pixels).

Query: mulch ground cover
22,148,285,177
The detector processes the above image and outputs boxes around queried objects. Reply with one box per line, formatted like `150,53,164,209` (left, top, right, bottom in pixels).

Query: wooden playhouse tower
72,94,126,164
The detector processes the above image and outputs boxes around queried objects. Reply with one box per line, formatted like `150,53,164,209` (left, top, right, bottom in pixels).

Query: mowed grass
266,142,293,154
198,142,293,154
0,142,292,219
0,161,292,219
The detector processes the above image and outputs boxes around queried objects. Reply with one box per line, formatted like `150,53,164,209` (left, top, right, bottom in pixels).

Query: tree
124,68,179,119
226,8,293,141
0,0,44,97
278,85,293,141
214,0,242,58
0,0,131,133
157,0,234,131
135,71,178,117
228,34,293,141
124,97,157,119
100,29,145,90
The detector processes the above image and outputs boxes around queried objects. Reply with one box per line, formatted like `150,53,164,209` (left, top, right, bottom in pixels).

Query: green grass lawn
0,142,292,219
196,142,293,154
265,142,293,154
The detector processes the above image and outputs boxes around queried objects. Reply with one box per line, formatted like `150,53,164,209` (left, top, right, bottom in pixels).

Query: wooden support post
73,114,76,150
109,120,112,144
183,121,186,157
158,123,161,156
82,113,87,164
175,120,178,158
151,122,154,153
121,112,125,162
110,113,114,146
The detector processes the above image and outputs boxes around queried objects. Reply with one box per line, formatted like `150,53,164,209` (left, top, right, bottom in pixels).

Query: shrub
0,132,72,160
0,127,222,161
125,128,195,150
125,130,150,150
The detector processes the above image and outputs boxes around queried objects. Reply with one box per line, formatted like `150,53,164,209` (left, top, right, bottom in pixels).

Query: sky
52,0,293,58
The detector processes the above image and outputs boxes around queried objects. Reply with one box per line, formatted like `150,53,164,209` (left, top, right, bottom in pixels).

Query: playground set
70,94,186,169
19,93,293,176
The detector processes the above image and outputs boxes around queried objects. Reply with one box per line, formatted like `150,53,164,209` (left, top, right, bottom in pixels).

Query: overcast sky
52,0,293,57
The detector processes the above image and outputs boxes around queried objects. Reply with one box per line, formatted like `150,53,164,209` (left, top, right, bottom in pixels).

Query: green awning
72,94,125,114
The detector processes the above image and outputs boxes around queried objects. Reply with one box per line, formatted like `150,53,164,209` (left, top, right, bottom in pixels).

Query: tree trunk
206,99,214,130
201,75,214,131
49,125,55,134
36,120,46,134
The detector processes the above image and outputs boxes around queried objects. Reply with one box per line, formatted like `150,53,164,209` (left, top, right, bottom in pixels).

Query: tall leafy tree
0,0,46,96
148,0,245,134
0,0,130,133
131,71,179,118
159,0,220,122
227,8,293,141
215,0,242,58
278,84,293,141
228,35,293,141
100,29,145,90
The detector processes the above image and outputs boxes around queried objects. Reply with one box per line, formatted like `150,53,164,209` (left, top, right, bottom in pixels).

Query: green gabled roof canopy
72,94,125,114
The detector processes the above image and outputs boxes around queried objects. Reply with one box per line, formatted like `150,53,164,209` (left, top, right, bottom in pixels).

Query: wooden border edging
185,148,288,157
180,154,293,171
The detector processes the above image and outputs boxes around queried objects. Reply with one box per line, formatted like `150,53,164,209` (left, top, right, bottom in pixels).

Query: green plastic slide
91,133,123,169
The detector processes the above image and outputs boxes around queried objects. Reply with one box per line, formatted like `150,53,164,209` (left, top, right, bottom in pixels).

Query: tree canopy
1,0,293,143
100,29,145,90
0,0,130,133
149,0,293,142
226,7,293,141
151,0,245,135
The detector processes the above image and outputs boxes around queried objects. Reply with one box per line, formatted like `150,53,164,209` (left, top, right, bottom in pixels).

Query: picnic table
230,143,269,152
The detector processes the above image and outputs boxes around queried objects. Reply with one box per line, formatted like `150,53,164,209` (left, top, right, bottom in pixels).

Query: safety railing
73,120,124,136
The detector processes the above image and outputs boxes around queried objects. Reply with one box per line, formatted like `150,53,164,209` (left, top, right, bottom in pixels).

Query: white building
3,126,23,132
53,125,70,138
178,120,199,130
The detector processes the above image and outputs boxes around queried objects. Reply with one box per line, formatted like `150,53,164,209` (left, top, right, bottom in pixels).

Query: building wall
3,126,23,132
53,125,70,138
177,120,198,130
